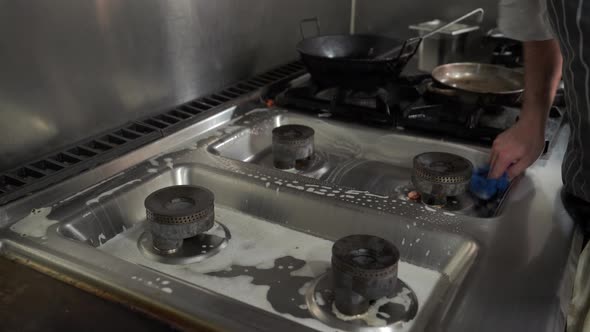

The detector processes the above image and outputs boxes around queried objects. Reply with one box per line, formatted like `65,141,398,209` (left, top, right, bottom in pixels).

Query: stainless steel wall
354,0,498,39
0,1,350,172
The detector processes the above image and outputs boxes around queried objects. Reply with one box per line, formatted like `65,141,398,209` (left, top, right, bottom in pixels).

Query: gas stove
0,60,572,332
274,74,564,152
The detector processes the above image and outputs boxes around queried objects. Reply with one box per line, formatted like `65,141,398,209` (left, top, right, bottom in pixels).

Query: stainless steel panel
0,0,350,172
354,0,497,40
409,20,480,72
207,110,507,218
1,161,476,331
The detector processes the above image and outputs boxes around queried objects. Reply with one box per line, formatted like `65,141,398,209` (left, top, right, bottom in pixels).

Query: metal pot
409,19,480,72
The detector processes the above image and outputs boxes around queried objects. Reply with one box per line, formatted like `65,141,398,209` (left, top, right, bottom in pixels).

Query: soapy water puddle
208,255,418,328
207,256,318,319
96,206,441,331
309,274,418,328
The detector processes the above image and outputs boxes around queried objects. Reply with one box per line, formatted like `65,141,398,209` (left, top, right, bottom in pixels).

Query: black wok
296,34,412,89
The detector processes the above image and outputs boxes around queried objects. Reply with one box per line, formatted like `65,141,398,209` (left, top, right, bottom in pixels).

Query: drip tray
6,165,478,332
207,110,510,217
307,274,419,329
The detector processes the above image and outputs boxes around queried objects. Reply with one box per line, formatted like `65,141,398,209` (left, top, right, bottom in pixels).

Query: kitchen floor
0,257,177,332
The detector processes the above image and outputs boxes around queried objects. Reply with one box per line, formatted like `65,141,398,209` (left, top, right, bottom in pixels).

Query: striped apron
547,0,590,203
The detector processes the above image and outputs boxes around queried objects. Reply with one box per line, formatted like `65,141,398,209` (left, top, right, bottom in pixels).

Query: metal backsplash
354,0,498,39
0,0,350,172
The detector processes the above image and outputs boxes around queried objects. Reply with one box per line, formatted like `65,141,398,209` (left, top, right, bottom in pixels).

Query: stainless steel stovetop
0,71,573,332
209,109,507,218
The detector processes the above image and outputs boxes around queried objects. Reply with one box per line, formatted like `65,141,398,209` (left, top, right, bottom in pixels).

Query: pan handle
300,17,321,40
421,8,485,40
426,82,460,97
375,8,484,60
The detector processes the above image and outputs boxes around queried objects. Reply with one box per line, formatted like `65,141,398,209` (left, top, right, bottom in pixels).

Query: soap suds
86,180,142,205
99,205,442,332
9,207,55,238
164,158,174,170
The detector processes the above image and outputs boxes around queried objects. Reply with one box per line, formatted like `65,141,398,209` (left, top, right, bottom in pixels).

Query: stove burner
272,124,315,170
145,185,215,254
274,82,399,126
331,235,400,316
411,152,473,206
138,222,230,265
271,67,563,149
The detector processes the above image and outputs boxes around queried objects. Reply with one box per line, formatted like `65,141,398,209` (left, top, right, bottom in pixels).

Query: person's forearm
488,40,563,179
521,40,563,130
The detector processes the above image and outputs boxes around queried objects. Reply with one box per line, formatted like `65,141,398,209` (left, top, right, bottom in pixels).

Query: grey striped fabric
499,0,555,41
547,0,590,203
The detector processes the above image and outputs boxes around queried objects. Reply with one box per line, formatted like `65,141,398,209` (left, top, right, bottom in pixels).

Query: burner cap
145,186,215,253
272,124,315,144
331,235,399,316
412,152,473,205
272,124,315,170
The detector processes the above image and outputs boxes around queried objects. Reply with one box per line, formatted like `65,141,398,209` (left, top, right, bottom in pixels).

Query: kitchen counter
0,257,175,332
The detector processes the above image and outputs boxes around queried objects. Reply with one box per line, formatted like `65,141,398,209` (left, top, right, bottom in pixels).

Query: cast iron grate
0,61,306,205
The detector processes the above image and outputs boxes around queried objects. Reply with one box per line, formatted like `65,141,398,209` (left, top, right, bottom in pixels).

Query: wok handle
399,37,422,60
300,17,321,40
377,37,421,62
375,8,484,60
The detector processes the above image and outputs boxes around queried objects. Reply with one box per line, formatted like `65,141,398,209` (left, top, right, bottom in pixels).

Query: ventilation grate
137,61,305,135
0,61,306,205
0,121,161,205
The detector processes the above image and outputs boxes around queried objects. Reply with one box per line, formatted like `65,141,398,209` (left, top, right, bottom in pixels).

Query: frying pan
429,62,525,105
297,9,484,90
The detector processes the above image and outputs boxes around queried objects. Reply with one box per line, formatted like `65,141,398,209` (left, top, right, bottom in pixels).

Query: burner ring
272,124,315,170
412,152,473,205
332,235,399,278
413,168,470,184
146,208,214,225
331,235,399,316
413,152,473,184
145,186,215,253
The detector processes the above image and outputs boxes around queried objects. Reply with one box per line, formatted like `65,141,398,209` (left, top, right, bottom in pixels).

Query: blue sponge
469,166,510,200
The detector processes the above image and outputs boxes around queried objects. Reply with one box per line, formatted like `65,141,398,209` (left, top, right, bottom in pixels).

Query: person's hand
489,119,546,179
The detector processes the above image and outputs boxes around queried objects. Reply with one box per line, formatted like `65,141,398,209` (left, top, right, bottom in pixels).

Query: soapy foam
9,207,55,238
164,158,174,170
86,180,142,205
234,169,459,227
